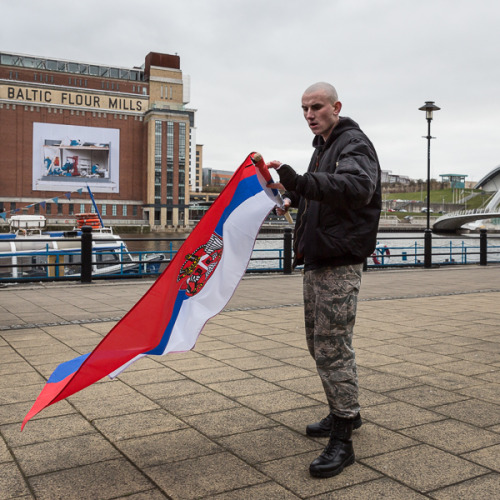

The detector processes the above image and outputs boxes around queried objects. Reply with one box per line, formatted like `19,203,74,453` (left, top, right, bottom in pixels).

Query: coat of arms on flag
177,234,223,296
22,152,284,430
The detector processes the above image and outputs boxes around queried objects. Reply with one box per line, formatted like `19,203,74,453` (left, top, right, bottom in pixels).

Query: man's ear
334,101,342,114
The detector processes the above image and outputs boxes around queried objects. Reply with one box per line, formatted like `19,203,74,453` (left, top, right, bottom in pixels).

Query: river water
118,230,500,270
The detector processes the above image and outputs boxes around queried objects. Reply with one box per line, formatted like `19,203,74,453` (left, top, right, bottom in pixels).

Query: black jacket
286,117,381,269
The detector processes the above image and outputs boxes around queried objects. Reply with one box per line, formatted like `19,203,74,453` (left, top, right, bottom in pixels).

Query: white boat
0,215,164,280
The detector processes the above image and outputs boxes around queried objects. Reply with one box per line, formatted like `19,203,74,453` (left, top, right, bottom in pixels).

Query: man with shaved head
268,82,381,478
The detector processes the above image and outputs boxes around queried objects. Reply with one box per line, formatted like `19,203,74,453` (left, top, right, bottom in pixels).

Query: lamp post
419,101,440,268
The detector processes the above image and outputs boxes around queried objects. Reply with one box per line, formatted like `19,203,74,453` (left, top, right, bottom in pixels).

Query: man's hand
266,161,299,191
276,197,291,216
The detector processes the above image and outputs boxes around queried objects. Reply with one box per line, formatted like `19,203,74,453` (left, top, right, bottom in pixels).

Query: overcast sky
2,0,499,183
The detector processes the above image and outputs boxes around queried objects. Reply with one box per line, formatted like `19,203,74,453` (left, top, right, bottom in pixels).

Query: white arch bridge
433,207,500,232
433,166,500,232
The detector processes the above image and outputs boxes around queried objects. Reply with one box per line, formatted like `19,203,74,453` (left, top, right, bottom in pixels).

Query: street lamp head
419,101,441,120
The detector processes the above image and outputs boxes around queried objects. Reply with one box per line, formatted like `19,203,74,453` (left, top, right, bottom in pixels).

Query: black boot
309,416,355,478
306,412,362,437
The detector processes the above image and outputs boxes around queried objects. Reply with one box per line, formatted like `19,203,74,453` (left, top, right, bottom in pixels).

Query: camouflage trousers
303,264,363,419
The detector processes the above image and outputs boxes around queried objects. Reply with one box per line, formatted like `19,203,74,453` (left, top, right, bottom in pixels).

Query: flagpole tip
252,152,262,162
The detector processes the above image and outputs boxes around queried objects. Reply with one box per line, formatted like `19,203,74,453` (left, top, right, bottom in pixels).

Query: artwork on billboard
33,123,120,193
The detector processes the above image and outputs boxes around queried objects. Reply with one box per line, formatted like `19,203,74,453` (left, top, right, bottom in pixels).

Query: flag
22,153,280,429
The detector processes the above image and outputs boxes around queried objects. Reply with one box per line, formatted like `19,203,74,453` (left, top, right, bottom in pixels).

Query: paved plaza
1,266,499,499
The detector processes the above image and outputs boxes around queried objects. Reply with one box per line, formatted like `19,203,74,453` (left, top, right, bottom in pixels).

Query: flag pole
251,153,294,224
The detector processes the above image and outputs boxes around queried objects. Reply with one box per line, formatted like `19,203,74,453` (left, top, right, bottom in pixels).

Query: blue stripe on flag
47,353,91,384
215,174,262,236
145,291,189,355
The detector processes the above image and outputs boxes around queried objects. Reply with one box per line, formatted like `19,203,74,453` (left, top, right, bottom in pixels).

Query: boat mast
86,185,105,228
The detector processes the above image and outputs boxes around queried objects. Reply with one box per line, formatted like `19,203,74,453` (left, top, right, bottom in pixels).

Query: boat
0,215,165,280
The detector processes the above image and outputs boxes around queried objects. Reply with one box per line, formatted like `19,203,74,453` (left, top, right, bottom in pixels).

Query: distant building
203,168,233,188
0,50,201,228
192,144,204,192
381,170,411,185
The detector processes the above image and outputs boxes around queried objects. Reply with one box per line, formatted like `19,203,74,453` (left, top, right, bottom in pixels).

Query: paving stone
362,401,446,430
71,391,160,420
217,427,321,464
207,377,281,398
359,373,418,392
258,451,381,498
0,462,31,498
248,365,314,382
158,390,240,417
93,409,188,441
270,405,332,434
362,444,488,492
0,398,76,426
185,406,277,437
0,438,10,463
275,375,324,395
373,361,436,378
117,366,184,385
458,382,500,404
415,371,485,390
29,458,153,500
462,443,500,472
117,428,221,467
439,359,493,376
428,472,500,499
183,366,251,384
310,477,429,499
146,452,266,499
135,378,206,400
237,389,317,414
209,481,301,499
433,398,500,427
354,423,418,458
400,419,500,454
161,354,228,371
13,433,121,476
2,414,95,447
385,385,468,408
222,355,284,371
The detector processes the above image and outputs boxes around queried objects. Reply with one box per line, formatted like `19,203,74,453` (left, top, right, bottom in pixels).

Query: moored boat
0,215,164,280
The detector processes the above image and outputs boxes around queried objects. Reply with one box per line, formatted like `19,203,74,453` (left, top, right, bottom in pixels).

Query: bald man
268,82,381,478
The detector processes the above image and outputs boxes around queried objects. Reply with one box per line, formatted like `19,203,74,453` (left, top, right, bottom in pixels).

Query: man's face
301,90,341,140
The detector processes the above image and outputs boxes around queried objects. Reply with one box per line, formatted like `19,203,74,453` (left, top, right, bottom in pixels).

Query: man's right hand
276,197,291,216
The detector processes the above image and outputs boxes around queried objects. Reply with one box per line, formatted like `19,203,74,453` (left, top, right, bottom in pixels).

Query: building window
133,205,138,216
34,204,40,215
69,204,74,215
46,203,51,215
112,205,117,216
166,122,174,203
80,203,85,213
57,203,63,215
101,204,107,216
155,120,163,204
178,122,186,204
122,205,127,216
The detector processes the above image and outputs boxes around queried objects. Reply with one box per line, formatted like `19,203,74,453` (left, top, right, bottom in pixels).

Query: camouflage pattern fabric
303,264,363,418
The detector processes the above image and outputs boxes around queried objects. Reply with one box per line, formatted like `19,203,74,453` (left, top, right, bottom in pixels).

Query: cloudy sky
2,0,499,182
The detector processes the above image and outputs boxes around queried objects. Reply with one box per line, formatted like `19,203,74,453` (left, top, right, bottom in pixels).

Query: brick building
0,51,199,228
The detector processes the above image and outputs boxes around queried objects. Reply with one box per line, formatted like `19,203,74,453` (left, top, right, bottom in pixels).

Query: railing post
424,229,432,268
283,227,292,275
81,226,93,283
480,228,487,266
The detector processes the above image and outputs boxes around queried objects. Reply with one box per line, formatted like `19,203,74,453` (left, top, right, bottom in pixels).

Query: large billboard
32,123,120,193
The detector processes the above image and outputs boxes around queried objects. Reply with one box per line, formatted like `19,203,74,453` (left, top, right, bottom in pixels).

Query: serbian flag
22,153,280,429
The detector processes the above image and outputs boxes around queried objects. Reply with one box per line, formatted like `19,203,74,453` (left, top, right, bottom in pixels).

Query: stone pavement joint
0,266,499,499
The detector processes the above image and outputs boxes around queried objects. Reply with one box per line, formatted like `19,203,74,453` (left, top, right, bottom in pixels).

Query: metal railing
1,228,498,284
